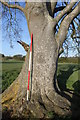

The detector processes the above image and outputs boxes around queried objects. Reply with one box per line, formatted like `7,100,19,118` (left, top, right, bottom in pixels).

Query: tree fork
1,1,80,119
2,17,71,118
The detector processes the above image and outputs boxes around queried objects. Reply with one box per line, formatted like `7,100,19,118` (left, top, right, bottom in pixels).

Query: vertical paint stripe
27,33,33,101
27,71,30,90
29,52,32,71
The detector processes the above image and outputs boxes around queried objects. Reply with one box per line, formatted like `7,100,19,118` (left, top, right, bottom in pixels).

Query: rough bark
2,3,70,118
1,1,80,119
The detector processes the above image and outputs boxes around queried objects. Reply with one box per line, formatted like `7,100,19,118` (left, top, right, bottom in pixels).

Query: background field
2,60,24,92
57,63,80,94
1,59,80,94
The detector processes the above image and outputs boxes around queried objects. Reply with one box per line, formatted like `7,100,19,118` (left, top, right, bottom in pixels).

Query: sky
2,18,31,56
0,2,79,57
0,4,31,56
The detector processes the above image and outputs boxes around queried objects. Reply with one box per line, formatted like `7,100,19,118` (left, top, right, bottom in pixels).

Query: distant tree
22,55,26,61
0,53,5,57
4,56,12,60
13,54,23,60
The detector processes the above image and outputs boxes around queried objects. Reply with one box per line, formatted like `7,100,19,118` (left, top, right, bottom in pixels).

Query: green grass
57,63,80,94
1,60,80,94
1,60,24,92
1,60,80,120
66,70,80,91
47,111,71,119
2,62,23,71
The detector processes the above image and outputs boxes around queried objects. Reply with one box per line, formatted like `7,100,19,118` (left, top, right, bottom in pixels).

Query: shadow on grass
55,63,80,120
71,80,80,120
57,65,79,91
2,63,80,120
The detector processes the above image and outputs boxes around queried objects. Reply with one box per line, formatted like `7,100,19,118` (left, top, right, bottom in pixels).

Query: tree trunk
2,3,71,118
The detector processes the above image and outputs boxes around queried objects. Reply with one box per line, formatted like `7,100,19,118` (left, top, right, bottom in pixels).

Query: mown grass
57,63,80,94
2,61,24,92
1,60,80,94
1,60,80,120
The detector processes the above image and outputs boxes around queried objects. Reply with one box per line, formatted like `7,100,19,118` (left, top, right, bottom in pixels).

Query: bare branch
74,19,79,26
54,0,78,24
17,40,29,52
56,2,80,47
0,1,25,13
73,36,80,39
50,1,57,15
54,6,66,13
43,2,57,17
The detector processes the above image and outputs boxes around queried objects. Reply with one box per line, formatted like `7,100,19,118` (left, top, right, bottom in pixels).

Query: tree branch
0,1,25,13
46,2,57,17
50,1,57,16
73,36,80,39
54,0,78,24
17,40,29,52
56,2,80,48
74,19,79,26
54,6,66,13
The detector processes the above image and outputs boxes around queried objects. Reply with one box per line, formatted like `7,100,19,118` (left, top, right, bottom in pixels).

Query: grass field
57,63,80,94
2,60,24,92
1,60,80,94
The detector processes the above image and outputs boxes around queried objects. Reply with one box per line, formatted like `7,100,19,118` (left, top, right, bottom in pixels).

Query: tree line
0,53,25,61
1,53,79,63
